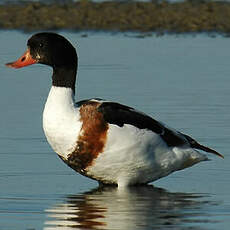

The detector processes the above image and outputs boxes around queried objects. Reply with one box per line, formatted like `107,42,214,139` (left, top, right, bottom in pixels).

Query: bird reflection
44,185,215,230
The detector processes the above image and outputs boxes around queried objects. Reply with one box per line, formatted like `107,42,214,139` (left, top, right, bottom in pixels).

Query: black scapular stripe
97,102,187,147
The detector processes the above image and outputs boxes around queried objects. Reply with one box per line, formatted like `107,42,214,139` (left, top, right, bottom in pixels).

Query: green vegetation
0,0,230,34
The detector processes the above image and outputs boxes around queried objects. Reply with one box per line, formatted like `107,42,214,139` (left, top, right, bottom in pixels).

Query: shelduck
6,32,223,187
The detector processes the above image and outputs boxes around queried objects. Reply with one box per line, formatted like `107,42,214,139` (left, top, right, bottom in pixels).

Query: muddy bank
0,0,230,34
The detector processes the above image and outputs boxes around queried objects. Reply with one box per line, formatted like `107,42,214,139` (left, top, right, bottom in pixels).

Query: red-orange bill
6,49,37,69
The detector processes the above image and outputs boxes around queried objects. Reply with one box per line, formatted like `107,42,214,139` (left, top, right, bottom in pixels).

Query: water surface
0,31,229,229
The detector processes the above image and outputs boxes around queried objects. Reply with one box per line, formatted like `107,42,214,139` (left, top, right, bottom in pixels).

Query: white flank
87,124,207,187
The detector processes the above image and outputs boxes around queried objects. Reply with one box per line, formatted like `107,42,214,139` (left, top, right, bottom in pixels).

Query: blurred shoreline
1,0,230,35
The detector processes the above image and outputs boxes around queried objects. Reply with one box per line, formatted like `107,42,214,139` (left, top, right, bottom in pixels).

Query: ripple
44,185,219,230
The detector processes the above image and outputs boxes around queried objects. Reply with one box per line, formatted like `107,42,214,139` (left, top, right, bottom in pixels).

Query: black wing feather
97,102,187,147
76,98,104,107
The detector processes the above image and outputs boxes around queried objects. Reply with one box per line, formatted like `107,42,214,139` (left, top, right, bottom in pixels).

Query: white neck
45,86,75,109
43,86,81,159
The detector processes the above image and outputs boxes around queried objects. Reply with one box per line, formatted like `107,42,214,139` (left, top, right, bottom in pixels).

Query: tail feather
193,142,224,158
182,133,224,159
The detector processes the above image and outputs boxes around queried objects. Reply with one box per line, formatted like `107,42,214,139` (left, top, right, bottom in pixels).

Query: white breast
43,86,81,159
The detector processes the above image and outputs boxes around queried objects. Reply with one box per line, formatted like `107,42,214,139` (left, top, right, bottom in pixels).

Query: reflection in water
44,185,217,230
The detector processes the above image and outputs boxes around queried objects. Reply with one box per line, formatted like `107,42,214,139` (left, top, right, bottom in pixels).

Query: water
0,31,230,229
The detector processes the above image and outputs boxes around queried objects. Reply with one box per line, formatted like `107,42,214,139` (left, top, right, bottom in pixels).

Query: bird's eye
39,43,43,48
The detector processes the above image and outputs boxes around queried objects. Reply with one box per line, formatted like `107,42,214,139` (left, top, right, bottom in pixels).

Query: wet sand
0,0,230,34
